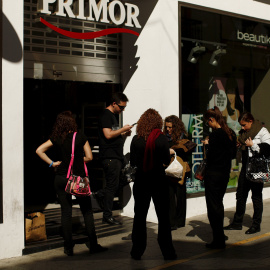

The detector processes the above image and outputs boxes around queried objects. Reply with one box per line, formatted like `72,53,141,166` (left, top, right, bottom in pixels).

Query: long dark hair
238,111,254,123
50,111,77,142
204,106,233,140
136,109,163,141
163,115,188,143
225,77,244,116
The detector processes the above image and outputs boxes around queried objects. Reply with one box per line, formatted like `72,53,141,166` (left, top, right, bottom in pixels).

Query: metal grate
24,0,121,60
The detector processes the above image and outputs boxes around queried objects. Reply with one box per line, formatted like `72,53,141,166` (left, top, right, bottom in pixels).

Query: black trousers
54,175,98,249
233,167,264,228
168,179,186,227
100,159,123,219
131,174,175,258
204,171,229,244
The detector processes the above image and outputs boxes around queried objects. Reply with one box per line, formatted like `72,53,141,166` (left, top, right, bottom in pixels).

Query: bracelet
49,161,54,167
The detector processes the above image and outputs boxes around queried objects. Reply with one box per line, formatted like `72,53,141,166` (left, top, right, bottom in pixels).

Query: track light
209,46,226,66
187,44,206,64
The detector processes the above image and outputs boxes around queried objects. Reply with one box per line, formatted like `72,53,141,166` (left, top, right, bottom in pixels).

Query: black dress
130,134,176,259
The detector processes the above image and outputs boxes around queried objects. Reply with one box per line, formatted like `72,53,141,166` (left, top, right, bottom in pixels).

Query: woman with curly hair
36,111,107,256
163,115,190,230
130,109,177,261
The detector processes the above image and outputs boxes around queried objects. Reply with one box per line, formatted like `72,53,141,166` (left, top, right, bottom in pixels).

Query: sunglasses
116,104,126,110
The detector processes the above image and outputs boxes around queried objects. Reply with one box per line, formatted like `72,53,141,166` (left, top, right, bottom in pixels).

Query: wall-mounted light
187,44,206,64
209,46,226,66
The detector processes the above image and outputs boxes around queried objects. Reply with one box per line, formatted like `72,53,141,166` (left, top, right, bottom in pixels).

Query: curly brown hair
163,115,188,143
136,109,163,140
51,111,77,142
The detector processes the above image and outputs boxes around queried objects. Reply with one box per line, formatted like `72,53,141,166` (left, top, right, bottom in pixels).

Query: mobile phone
132,122,137,126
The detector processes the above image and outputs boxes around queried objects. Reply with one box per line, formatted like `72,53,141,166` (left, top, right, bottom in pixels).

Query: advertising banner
182,114,206,193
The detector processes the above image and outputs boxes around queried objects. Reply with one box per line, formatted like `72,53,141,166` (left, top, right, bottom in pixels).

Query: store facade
2,0,270,259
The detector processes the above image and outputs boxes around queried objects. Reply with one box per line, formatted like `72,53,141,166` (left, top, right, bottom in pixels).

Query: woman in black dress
130,108,177,260
36,111,107,256
203,106,236,249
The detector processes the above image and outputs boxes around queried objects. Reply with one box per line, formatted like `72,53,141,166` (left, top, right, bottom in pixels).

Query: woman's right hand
52,161,62,168
201,139,209,145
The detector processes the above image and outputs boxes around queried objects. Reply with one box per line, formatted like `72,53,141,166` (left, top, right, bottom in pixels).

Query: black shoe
102,217,122,225
90,244,108,254
171,225,177,231
205,242,226,249
223,223,242,230
245,226,261,234
64,247,74,256
164,253,177,260
92,192,104,210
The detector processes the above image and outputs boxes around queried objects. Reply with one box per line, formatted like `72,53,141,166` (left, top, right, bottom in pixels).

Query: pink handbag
65,132,91,196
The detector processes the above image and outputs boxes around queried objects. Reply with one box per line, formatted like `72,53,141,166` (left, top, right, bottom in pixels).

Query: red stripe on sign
40,17,139,39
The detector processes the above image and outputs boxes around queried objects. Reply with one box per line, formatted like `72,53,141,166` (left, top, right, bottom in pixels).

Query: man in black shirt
97,92,133,225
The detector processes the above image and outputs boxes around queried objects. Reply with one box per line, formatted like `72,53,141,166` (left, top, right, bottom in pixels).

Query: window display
180,5,270,194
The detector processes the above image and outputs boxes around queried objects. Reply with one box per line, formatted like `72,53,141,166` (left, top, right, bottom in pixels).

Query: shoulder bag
65,132,91,196
194,159,207,181
246,153,270,183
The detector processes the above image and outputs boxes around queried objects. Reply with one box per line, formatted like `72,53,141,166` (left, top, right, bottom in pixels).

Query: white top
249,127,270,157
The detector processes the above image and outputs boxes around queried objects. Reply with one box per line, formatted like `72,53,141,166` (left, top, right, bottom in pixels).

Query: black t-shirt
50,132,88,176
98,109,124,160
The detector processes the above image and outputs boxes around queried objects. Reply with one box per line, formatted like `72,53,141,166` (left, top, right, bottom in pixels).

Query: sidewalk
1,199,270,270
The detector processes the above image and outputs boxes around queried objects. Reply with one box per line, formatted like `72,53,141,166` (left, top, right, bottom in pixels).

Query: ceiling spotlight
209,46,226,66
187,44,206,64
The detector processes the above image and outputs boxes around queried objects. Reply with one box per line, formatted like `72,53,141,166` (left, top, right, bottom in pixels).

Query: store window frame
0,0,3,224
178,2,270,198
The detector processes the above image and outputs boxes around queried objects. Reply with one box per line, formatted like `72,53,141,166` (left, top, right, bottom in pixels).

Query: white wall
0,0,24,259
122,0,270,221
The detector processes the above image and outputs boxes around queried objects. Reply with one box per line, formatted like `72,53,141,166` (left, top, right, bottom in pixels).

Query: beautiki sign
39,0,141,39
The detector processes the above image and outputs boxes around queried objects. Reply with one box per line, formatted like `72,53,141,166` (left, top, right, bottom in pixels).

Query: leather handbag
246,154,270,183
65,132,91,196
194,160,207,181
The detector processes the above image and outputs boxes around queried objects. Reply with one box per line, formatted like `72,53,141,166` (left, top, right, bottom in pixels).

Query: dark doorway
24,78,121,210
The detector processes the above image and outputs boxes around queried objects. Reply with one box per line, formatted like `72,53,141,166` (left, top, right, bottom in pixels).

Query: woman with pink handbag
36,111,107,256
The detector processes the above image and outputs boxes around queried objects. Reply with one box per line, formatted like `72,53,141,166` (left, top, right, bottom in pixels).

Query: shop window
180,5,270,194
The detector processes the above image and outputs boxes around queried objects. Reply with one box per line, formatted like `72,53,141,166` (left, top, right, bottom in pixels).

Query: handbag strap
66,132,89,178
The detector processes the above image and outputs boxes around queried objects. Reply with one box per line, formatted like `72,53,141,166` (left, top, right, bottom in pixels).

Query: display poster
182,114,205,193
209,77,245,188
183,78,244,193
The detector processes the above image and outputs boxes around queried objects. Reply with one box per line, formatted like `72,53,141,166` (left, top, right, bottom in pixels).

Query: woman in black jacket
203,106,236,249
163,115,191,230
130,109,177,260
224,112,270,234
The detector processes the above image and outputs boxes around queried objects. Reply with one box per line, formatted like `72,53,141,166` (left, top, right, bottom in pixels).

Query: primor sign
38,0,141,39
